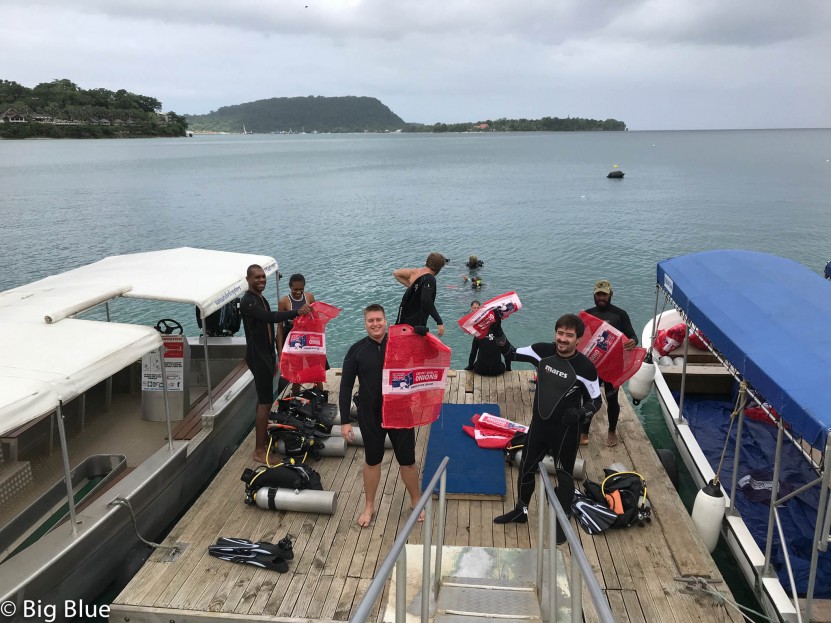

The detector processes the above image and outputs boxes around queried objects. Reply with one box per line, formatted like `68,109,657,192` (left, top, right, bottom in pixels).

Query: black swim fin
211,535,294,560
208,549,289,572
571,492,618,535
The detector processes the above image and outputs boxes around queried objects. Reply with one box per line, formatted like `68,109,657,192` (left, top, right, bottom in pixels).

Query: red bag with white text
382,325,452,428
458,291,522,338
653,322,687,357
279,301,341,384
467,413,528,449
578,311,646,387
688,328,710,350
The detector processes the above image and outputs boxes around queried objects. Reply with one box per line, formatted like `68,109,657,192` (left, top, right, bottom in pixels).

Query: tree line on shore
0,79,187,139
407,116,626,133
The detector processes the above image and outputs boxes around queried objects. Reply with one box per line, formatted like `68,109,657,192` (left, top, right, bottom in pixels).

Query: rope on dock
675,575,773,623
109,497,180,554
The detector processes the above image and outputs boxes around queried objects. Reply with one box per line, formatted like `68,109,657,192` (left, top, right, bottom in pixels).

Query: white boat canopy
0,247,279,437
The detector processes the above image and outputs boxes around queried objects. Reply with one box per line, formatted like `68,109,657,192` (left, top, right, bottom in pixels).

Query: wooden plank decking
111,369,743,623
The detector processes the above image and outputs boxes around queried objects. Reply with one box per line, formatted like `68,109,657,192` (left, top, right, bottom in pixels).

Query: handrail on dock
538,464,616,623
350,456,449,623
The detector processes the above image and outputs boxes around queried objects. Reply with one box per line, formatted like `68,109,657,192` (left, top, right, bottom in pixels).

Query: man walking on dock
339,304,426,527
492,313,601,539
582,279,638,447
240,264,311,464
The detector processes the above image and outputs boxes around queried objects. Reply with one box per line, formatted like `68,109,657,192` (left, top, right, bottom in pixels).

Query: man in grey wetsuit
393,252,447,337
240,264,310,464
492,313,601,542
581,279,638,447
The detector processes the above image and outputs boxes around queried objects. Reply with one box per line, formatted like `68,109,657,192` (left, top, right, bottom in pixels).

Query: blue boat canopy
657,250,831,448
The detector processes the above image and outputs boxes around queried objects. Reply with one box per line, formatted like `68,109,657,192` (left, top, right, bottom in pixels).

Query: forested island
1,80,626,138
186,95,626,134
0,79,187,138
185,96,406,133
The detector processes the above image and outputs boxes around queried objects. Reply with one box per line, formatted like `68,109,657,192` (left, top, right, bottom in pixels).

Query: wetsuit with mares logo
506,342,601,506
396,273,442,328
339,334,415,467
240,291,299,404
583,302,638,434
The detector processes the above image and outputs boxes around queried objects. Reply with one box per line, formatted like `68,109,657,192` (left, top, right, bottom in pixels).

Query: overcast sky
2,0,830,130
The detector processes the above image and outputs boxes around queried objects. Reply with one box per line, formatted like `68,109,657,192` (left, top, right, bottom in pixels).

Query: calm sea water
2,130,830,615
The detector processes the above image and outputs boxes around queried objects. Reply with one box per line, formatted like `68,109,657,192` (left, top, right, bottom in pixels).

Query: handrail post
728,398,746,514
421,496,433,623
571,554,583,622
433,469,447,596
56,402,79,536
536,471,545,597
676,323,690,423
763,423,785,574
396,548,407,623
548,489,557,621
805,435,831,623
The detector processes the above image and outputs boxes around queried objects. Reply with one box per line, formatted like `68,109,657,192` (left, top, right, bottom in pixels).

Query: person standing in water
393,252,447,337
581,279,638,447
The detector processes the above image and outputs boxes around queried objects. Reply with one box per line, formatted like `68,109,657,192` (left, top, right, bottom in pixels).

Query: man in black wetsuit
582,279,638,448
465,301,512,376
393,252,446,336
240,264,311,464
492,313,601,539
338,304,428,528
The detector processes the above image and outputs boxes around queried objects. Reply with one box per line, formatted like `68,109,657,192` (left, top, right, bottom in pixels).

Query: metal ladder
435,576,542,623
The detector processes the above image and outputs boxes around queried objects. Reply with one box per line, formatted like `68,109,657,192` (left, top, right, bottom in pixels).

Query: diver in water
461,274,484,289
464,255,484,270
491,313,601,540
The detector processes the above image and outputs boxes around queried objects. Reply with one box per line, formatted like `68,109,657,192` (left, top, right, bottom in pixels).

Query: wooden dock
111,369,743,623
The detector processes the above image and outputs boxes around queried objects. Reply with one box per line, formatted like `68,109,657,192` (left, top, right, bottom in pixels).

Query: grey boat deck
112,369,743,623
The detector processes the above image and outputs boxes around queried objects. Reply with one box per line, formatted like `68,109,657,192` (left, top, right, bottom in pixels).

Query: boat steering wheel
155,318,183,335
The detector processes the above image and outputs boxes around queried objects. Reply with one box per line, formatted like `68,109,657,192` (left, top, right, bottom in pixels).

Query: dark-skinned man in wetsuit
393,252,446,337
338,304,428,528
492,313,601,542
240,264,311,464
582,279,638,448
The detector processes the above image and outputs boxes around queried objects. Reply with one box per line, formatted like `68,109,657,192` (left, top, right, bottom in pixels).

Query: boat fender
656,448,679,490
627,359,656,405
658,356,674,367
691,479,725,553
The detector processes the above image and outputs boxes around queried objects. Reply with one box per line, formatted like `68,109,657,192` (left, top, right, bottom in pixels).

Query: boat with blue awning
641,249,831,623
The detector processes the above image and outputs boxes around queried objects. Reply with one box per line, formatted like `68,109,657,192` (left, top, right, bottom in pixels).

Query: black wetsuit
508,343,601,506
467,328,512,376
339,335,415,467
240,290,299,404
583,302,638,433
396,273,442,327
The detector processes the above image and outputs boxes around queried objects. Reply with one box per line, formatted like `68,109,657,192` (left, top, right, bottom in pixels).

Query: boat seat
172,362,249,440
0,412,55,462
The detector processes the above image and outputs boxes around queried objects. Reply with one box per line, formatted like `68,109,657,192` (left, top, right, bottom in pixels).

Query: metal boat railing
538,466,615,623
651,286,831,623
350,456,449,623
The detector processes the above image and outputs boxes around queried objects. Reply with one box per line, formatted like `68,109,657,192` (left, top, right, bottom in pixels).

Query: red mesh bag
279,301,341,384
578,311,647,387
381,324,452,428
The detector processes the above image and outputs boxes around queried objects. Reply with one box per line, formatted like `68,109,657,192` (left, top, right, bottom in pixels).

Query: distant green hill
185,96,406,133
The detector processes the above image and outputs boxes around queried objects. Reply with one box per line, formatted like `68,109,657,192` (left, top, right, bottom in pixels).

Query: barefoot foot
579,433,590,446
252,451,268,464
357,508,374,528
410,507,426,522
606,431,619,447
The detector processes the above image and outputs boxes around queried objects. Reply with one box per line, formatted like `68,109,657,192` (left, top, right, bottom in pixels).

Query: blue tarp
681,393,831,597
657,250,831,448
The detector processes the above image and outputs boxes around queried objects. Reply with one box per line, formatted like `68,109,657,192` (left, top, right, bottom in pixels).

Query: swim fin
208,549,289,573
571,492,618,535
211,535,294,560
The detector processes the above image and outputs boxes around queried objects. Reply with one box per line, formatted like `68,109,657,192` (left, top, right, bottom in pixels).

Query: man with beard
492,313,601,541
582,279,638,447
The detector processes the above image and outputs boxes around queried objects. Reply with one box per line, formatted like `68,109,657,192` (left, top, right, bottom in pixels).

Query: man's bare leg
400,464,425,521
253,403,270,463
359,463,382,527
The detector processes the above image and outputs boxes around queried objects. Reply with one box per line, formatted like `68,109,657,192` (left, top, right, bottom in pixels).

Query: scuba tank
249,487,337,514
